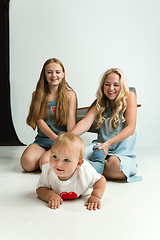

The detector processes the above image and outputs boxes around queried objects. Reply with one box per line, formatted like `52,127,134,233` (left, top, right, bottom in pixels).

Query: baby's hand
48,194,63,209
85,195,101,210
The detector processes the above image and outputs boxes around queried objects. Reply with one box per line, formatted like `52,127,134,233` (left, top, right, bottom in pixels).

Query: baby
36,132,106,210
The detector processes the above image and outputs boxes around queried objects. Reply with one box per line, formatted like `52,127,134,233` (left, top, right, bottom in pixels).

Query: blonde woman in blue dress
72,68,142,182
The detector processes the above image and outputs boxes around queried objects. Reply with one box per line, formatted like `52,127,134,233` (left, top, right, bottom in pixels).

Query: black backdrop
0,0,24,145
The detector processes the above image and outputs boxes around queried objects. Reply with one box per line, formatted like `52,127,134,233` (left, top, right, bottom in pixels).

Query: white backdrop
10,0,160,148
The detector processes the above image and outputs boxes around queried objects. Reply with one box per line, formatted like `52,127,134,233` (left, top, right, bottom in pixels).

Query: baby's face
50,146,81,181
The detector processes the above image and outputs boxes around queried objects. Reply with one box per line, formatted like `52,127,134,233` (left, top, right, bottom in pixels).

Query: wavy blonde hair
96,68,129,131
27,58,77,130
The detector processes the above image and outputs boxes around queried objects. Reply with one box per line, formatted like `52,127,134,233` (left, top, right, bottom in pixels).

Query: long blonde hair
27,58,77,130
96,68,129,130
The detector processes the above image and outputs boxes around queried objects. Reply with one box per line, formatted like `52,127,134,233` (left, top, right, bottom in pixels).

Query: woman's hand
37,119,58,141
96,141,111,158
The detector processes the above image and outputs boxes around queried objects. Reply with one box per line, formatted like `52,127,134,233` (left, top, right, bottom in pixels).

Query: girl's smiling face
103,73,121,101
45,62,65,87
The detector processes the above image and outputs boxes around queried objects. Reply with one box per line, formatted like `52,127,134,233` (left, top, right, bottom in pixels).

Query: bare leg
103,155,126,181
20,144,46,172
39,149,51,170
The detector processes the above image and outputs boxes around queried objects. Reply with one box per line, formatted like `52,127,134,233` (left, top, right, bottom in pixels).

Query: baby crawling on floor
36,132,106,210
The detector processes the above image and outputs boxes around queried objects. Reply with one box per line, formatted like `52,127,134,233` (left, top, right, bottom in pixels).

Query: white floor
0,146,160,240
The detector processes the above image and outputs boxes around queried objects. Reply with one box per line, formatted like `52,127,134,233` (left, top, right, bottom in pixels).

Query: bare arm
36,187,63,209
32,91,58,141
37,91,77,139
97,91,137,155
37,119,58,141
72,105,97,136
66,90,77,132
85,175,106,210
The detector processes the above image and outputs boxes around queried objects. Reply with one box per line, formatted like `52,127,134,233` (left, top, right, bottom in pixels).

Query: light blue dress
85,103,142,182
33,101,67,150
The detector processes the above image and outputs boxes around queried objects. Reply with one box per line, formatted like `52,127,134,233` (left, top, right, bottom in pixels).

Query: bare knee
21,154,38,172
20,144,45,172
21,155,31,172
103,156,126,180
106,156,120,172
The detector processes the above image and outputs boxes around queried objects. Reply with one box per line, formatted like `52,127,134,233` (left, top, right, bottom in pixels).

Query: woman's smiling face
103,73,121,101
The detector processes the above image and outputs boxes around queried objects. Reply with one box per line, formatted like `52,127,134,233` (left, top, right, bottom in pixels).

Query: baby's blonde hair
51,132,85,160
96,68,129,130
